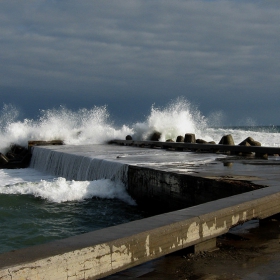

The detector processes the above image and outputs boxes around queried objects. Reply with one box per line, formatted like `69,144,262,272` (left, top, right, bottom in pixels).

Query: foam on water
0,168,141,254
0,168,135,205
0,98,279,153
0,177,135,205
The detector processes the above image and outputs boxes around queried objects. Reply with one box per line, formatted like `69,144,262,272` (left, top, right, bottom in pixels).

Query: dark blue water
0,164,147,254
0,192,146,254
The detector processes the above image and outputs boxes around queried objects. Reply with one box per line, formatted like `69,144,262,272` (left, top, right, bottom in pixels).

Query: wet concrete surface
103,217,280,279
35,144,280,188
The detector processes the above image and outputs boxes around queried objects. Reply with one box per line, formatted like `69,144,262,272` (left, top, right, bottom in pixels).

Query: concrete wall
127,165,264,213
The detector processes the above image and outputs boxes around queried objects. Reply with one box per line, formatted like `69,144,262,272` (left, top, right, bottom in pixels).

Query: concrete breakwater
111,138,280,158
1,143,280,279
127,164,265,214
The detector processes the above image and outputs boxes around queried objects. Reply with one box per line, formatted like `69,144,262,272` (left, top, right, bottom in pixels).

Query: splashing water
0,177,135,205
132,98,208,141
0,97,279,153
0,168,142,254
0,105,132,152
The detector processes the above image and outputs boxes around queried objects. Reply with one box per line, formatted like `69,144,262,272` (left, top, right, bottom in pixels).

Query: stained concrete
104,218,280,279
1,144,280,279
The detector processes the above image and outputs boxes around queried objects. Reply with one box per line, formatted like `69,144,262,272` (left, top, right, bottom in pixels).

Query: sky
0,0,280,126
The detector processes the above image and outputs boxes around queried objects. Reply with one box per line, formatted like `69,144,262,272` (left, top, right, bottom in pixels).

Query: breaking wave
0,176,135,205
0,97,279,152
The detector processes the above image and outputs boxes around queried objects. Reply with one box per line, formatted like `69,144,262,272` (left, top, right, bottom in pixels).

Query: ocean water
0,98,279,254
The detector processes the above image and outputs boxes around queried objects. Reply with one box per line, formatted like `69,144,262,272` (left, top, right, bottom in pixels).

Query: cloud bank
0,1,279,125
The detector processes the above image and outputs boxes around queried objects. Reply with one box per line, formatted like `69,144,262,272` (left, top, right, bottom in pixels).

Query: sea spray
0,104,133,152
0,98,279,153
132,97,208,141
37,106,132,145
0,177,135,205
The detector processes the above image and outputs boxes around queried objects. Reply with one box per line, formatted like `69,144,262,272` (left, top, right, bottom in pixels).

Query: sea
0,99,279,254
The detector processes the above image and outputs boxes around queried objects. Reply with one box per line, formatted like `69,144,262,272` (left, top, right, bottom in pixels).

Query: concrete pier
1,143,280,279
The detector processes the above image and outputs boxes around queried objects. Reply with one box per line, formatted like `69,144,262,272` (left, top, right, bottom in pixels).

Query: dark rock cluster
126,133,261,148
0,144,31,169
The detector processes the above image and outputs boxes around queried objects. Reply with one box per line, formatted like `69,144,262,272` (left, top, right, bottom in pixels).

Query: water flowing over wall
30,147,128,184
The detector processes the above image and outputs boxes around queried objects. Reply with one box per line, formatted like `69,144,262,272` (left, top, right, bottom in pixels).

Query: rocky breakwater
0,140,64,169
0,144,31,169
124,132,267,156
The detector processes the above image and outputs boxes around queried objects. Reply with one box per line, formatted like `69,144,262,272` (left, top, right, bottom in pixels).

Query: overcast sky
0,0,279,125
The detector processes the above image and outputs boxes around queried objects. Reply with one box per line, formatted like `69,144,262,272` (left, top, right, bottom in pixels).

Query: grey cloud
0,0,280,124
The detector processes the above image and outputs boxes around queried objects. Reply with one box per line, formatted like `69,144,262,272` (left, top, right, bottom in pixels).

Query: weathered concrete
194,238,217,253
1,144,280,279
127,164,264,213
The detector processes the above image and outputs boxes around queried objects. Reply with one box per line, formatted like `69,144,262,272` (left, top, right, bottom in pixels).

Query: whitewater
0,98,279,253
0,99,279,154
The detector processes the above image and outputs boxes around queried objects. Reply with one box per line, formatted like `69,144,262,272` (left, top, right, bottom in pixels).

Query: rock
239,141,251,146
237,141,253,156
166,139,174,142
7,144,29,160
184,133,196,143
150,131,161,141
239,137,261,146
176,136,184,142
126,135,133,140
0,144,31,169
0,153,9,167
196,139,208,144
219,134,235,145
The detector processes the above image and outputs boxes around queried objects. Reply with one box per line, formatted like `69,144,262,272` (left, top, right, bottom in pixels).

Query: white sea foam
0,177,136,205
0,168,135,205
132,97,208,141
0,98,279,153
0,104,132,152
